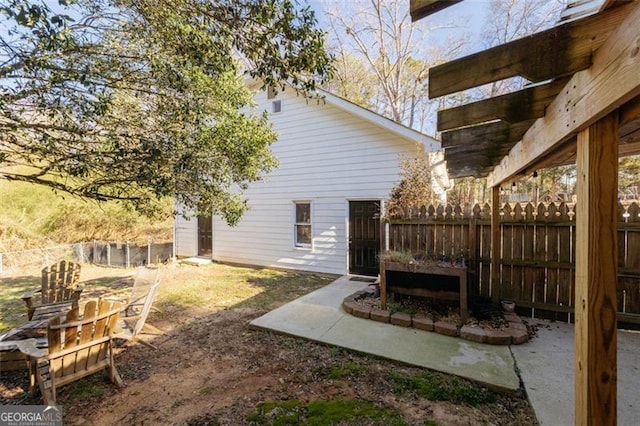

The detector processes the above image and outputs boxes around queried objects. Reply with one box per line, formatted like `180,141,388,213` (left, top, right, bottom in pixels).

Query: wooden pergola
410,0,640,424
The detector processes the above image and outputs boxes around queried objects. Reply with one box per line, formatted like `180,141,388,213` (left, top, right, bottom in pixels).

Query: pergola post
490,185,501,305
574,111,618,425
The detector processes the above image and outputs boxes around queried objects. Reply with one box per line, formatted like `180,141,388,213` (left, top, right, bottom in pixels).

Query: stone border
342,286,529,345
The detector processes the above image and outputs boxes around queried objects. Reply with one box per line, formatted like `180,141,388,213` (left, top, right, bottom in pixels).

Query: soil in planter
356,292,511,331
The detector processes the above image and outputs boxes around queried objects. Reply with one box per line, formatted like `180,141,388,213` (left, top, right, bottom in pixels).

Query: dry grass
0,262,335,335
0,172,173,252
0,265,135,332
0,263,536,425
146,262,339,338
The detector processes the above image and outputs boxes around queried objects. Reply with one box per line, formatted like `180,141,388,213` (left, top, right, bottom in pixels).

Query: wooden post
490,186,501,305
575,111,618,426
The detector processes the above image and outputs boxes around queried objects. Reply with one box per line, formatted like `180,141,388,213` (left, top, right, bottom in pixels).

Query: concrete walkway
512,318,640,426
251,276,640,425
250,276,520,392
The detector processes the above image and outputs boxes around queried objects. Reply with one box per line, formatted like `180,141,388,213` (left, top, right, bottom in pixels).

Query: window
294,202,311,248
272,100,282,113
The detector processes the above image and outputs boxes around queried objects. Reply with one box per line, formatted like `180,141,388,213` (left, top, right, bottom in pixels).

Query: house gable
178,86,445,275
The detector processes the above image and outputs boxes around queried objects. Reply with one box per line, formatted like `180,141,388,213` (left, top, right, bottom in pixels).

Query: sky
307,0,491,58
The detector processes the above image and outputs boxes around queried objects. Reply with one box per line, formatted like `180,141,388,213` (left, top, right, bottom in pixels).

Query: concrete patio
250,276,640,425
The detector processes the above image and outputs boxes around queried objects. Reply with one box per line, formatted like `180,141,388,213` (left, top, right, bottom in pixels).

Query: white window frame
294,201,312,249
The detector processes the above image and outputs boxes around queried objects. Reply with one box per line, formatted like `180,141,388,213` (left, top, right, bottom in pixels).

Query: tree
0,0,333,225
325,0,465,134
619,155,640,200
446,177,488,206
480,0,566,96
323,52,377,110
444,0,567,204
386,145,438,218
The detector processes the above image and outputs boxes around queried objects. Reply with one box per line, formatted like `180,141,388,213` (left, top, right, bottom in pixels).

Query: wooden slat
619,95,640,146
90,301,111,367
47,316,61,379
534,202,549,311
501,204,514,301
575,112,618,426
79,301,97,371
410,0,462,21
438,78,569,132
546,204,559,306
442,120,534,149
490,188,501,304
522,204,537,310
557,203,573,310
488,2,640,187
442,120,535,178
525,95,640,171
57,260,68,302
511,204,525,303
386,201,640,320
61,308,79,377
428,4,631,98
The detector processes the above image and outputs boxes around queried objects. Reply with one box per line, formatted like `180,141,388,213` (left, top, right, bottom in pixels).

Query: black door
197,215,212,257
349,201,381,276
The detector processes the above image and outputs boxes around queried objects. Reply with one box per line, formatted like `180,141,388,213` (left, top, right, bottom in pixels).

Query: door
349,201,381,276
197,215,212,257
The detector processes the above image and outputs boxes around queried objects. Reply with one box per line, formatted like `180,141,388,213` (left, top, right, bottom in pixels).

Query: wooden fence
385,201,640,323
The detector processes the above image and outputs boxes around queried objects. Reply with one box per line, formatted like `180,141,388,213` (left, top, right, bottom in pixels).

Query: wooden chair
22,261,83,320
122,266,161,316
20,299,123,404
114,280,161,349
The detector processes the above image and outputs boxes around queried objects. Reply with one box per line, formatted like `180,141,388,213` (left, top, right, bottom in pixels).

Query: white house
174,86,447,276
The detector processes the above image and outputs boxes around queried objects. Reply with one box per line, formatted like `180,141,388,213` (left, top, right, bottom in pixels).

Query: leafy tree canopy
0,0,333,225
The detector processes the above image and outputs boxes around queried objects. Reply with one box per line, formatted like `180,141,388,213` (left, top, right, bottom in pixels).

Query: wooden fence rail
386,201,640,323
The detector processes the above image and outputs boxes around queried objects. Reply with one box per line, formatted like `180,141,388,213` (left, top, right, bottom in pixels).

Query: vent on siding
267,85,277,99
272,100,282,113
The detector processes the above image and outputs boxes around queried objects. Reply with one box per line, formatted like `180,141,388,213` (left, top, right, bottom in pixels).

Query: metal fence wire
0,240,173,274
89,240,173,268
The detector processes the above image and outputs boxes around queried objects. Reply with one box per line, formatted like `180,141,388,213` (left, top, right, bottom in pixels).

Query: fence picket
386,201,640,322
522,203,536,306
510,204,524,303
557,203,573,312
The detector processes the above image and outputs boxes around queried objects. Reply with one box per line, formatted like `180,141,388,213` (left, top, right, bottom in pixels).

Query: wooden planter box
380,261,468,323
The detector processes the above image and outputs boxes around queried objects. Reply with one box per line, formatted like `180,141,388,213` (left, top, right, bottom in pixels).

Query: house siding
208,88,424,275
174,209,197,258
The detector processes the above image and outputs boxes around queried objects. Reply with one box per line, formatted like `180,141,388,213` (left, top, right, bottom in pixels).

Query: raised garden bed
342,285,530,345
380,260,468,323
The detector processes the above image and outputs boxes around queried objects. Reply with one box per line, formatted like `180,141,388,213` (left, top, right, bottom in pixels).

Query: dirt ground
0,263,537,425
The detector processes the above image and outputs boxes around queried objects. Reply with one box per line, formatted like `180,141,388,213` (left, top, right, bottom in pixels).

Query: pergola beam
428,3,631,98
410,0,462,22
487,2,640,187
437,78,569,132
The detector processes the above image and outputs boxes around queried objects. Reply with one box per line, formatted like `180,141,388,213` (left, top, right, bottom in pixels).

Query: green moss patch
313,360,368,380
247,399,407,425
389,371,497,406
